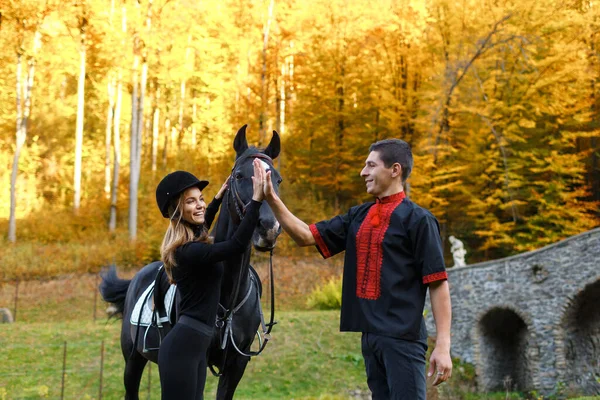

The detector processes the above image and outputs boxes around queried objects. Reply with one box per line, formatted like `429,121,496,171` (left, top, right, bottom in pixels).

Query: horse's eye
277,178,283,185
235,173,243,180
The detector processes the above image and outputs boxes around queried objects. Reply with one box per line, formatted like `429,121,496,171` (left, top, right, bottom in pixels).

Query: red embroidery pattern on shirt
355,192,406,300
310,223,332,259
423,271,448,284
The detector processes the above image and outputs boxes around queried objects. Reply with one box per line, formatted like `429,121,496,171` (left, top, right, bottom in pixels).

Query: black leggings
158,321,213,400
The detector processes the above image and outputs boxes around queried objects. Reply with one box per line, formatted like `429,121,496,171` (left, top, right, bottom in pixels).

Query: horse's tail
98,265,130,318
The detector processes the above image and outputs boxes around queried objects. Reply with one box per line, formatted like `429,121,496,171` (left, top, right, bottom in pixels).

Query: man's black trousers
361,332,428,400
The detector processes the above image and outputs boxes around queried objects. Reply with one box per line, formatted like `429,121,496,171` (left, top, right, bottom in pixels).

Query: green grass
2,273,598,400
0,311,369,400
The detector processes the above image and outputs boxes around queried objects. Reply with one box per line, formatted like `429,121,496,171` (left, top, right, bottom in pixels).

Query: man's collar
375,191,406,204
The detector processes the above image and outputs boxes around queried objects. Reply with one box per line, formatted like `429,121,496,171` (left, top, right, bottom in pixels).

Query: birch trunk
8,52,24,243
74,22,87,213
109,73,123,232
162,117,169,168
163,91,170,169
191,92,197,148
138,57,147,160
9,31,40,243
289,41,295,103
129,0,152,241
108,3,126,231
128,53,140,241
151,85,160,172
178,80,185,149
259,0,275,146
105,77,115,198
276,61,285,170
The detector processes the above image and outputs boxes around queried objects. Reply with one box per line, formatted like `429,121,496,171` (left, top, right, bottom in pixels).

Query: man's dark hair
369,139,413,181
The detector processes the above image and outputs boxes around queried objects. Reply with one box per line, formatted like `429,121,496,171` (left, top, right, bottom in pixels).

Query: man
262,139,452,399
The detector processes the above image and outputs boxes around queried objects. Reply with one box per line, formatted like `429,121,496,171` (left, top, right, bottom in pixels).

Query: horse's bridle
227,152,274,225
210,151,277,376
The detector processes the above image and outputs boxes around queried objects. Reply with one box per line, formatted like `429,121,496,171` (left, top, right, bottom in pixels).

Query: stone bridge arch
556,276,600,395
425,227,600,395
474,305,536,391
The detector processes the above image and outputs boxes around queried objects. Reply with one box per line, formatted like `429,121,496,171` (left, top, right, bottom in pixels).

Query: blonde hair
160,193,210,283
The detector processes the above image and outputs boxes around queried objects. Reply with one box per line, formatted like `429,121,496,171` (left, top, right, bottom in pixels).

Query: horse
99,125,282,400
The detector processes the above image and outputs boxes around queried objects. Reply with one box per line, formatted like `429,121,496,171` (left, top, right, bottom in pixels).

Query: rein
230,250,276,357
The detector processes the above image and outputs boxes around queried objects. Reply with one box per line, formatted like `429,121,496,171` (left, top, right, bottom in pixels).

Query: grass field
1,267,599,400
0,311,373,400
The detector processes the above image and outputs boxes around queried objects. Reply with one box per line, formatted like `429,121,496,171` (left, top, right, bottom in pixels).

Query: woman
155,159,265,400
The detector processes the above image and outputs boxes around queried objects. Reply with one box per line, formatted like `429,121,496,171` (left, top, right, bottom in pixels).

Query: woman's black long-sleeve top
171,198,262,333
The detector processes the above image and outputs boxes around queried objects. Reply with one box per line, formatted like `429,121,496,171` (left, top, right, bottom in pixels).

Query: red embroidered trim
423,271,448,284
310,224,332,259
355,192,406,300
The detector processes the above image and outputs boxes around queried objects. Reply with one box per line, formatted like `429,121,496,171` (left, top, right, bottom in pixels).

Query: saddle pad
130,282,176,327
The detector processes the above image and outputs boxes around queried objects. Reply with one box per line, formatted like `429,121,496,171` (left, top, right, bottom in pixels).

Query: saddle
131,265,177,327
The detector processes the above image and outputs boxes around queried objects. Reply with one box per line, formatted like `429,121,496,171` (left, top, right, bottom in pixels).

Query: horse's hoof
106,305,119,316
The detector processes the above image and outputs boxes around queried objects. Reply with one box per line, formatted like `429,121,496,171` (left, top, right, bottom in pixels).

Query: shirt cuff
423,271,448,285
309,223,332,259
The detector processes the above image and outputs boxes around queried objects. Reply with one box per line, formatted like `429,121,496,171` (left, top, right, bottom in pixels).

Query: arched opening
478,307,530,391
563,279,600,395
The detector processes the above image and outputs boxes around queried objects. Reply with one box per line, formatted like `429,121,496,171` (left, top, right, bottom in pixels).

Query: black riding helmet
156,171,209,218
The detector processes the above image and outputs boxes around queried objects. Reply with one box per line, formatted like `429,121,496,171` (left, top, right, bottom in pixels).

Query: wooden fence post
13,280,19,322
93,274,99,322
99,340,105,399
61,341,67,400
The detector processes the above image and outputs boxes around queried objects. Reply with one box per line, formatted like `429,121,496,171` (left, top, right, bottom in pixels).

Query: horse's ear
233,125,249,157
264,130,280,160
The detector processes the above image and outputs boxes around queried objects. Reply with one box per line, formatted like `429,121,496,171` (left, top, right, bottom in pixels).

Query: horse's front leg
215,352,251,400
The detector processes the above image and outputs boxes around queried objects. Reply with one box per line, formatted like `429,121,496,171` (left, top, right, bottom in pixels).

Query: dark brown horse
99,126,282,399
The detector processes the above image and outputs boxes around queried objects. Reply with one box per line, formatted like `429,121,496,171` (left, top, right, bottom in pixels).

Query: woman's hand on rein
252,159,265,202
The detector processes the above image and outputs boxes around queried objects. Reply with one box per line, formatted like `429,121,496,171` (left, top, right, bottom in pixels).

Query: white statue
449,235,467,267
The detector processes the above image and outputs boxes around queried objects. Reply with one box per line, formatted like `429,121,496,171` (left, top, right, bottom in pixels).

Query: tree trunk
276,60,285,135
163,89,170,168
276,61,285,170
152,85,160,172
105,77,115,199
105,1,116,199
333,60,346,212
162,118,169,168
289,41,295,104
9,52,24,243
128,0,152,241
259,0,275,146
191,91,197,148
177,80,185,149
74,27,86,213
9,31,40,243
138,57,147,162
109,73,123,232
109,1,126,231
129,52,140,241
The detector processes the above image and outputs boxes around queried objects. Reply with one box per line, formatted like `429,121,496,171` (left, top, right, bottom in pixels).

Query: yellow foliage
0,0,598,276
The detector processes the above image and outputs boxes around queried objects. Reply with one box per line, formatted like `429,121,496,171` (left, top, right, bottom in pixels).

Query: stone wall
425,227,600,395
